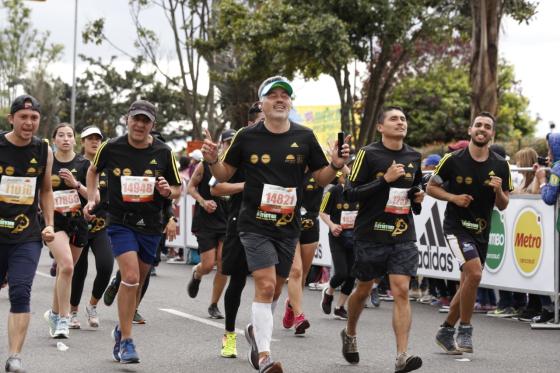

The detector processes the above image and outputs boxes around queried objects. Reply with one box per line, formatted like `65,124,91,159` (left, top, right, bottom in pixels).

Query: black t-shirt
52,153,89,221
301,171,323,219
191,162,227,234
348,141,422,243
433,148,513,244
0,133,48,244
88,169,109,236
223,121,329,239
320,183,360,234
92,135,181,234
226,169,245,220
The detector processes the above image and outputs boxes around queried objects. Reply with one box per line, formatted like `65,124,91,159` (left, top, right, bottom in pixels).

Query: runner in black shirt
319,169,358,319
201,76,349,373
69,126,113,330
43,123,92,340
186,149,228,319
341,107,424,373
429,112,512,355
83,100,181,364
1,95,55,373
282,170,323,335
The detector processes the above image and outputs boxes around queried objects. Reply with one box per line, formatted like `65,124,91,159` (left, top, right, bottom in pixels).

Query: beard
471,133,491,147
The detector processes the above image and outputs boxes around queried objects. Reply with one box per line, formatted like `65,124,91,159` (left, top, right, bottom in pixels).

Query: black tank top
191,162,227,233
51,153,89,220
0,133,48,244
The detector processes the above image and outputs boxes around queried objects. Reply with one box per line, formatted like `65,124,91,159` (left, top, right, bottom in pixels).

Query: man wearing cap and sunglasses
83,100,181,364
202,76,350,373
1,95,55,372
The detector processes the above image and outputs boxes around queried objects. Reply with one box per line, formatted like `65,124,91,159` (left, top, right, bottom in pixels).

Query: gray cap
128,100,156,122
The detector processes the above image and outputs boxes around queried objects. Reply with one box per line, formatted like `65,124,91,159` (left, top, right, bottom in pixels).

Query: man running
1,95,55,372
429,112,512,355
84,100,181,364
202,76,349,373
342,106,424,373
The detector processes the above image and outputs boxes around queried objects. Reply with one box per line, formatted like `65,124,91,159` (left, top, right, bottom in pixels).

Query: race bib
0,176,37,205
53,189,81,213
260,184,297,214
384,187,410,214
121,176,155,203
340,210,358,230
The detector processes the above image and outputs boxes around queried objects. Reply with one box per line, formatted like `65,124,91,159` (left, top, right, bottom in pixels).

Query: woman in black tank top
44,123,96,339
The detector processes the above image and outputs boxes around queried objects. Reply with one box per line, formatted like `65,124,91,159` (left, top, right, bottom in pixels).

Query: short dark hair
377,106,405,124
248,101,263,122
472,111,496,127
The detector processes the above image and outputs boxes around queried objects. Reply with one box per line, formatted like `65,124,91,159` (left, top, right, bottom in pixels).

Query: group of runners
0,74,515,373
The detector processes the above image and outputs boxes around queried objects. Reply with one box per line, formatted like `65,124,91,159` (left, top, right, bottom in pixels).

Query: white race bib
340,210,358,230
384,187,410,215
260,184,297,214
0,176,37,205
121,176,155,203
53,189,81,213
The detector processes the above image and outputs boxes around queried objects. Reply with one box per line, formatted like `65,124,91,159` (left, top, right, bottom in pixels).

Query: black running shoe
340,328,359,364
186,269,201,298
208,303,224,319
321,287,334,315
395,352,422,373
103,276,119,307
244,324,259,370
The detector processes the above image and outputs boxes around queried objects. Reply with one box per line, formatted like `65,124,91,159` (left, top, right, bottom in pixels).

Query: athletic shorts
299,217,319,245
54,213,88,248
107,224,161,265
0,241,42,313
221,216,249,276
195,231,225,253
352,240,419,282
239,232,298,278
445,233,487,269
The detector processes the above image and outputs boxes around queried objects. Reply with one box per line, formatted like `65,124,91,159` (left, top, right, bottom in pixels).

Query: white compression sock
252,302,273,354
271,300,278,315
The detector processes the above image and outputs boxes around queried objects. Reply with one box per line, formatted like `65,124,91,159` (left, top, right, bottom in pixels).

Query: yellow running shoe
220,332,237,358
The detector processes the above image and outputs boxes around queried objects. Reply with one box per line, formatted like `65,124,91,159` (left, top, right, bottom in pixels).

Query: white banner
415,195,557,295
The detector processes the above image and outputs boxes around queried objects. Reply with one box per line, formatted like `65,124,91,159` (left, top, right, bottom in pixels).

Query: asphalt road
1,249,559,372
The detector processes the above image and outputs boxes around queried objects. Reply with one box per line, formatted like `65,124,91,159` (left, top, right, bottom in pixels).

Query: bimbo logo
417,203,454,272
485,209,506,273
513,207,543,277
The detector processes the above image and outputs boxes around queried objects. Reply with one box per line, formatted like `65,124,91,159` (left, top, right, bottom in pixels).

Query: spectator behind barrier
536,133,560,205
512,148,539,194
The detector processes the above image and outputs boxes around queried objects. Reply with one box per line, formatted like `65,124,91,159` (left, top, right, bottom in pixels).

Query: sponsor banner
415,196,556,294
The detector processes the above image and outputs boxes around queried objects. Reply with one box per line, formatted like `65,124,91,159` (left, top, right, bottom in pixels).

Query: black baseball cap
10,95,41,115
221,129,236,142
128,100,156,122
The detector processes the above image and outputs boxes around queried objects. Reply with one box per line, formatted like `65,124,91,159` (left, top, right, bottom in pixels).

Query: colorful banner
294,105,341,147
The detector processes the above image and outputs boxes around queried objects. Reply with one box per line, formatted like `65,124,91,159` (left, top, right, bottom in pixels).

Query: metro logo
512,207,543,277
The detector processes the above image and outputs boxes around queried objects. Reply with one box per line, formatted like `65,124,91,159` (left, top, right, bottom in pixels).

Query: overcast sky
19,0,560,136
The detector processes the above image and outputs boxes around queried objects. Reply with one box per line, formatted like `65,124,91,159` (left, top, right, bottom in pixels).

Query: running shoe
533,308,554,323
49,261,57,277
221,332,237,358
334,306,348,320
435,325,462,355
5,356,25,373
103,276,119,307
119,338,140,364
409,288,422,300
43,309,59,338
487,306,515,318
380,290,394,302
54,317,70,339
132,310,146,324
111,325,122,362
340,328,359,364
456,324,473,353
258,355,283,373
208,303,224,319
86,304,99,328
418,294,435,304
186,269,201,298
150,266,157,276
294,313,310,335
370,287,381,307
244,323,259,370
69,311,81,329
395,352,422,373
517,308,540,322
321,287,334,314
282,299,294,329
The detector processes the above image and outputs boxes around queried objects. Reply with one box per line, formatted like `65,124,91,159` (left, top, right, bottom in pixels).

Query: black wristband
330,161,343,171
207,158,218,166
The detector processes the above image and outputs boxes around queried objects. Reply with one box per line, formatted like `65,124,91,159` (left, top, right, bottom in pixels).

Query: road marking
159,308,279,341
36,271,52,278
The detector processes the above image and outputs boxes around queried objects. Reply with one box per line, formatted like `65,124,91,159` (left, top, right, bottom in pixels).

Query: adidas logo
417,202,454,272
150,159,158,165
137,219,145,226
290,142,299,148
30,158,37,164
408,163,413,168
489,170,495,176
71,168,77,172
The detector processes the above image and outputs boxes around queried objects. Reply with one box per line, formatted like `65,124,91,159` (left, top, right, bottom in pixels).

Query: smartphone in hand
337,132,345,157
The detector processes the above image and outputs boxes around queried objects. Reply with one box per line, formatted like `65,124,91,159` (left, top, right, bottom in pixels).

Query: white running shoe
69,311,81,329
43,309,59,338
54,317,70,339
85,304,99,328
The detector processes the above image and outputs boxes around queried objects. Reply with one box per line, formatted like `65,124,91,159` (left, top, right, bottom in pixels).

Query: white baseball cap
188,149,203,161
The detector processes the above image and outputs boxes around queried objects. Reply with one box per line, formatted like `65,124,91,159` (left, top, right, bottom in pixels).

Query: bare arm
426,176,473,208
210,182,244,197
188,162,217,213
39,148,55,243
83,164,100,220
319,211,342,237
